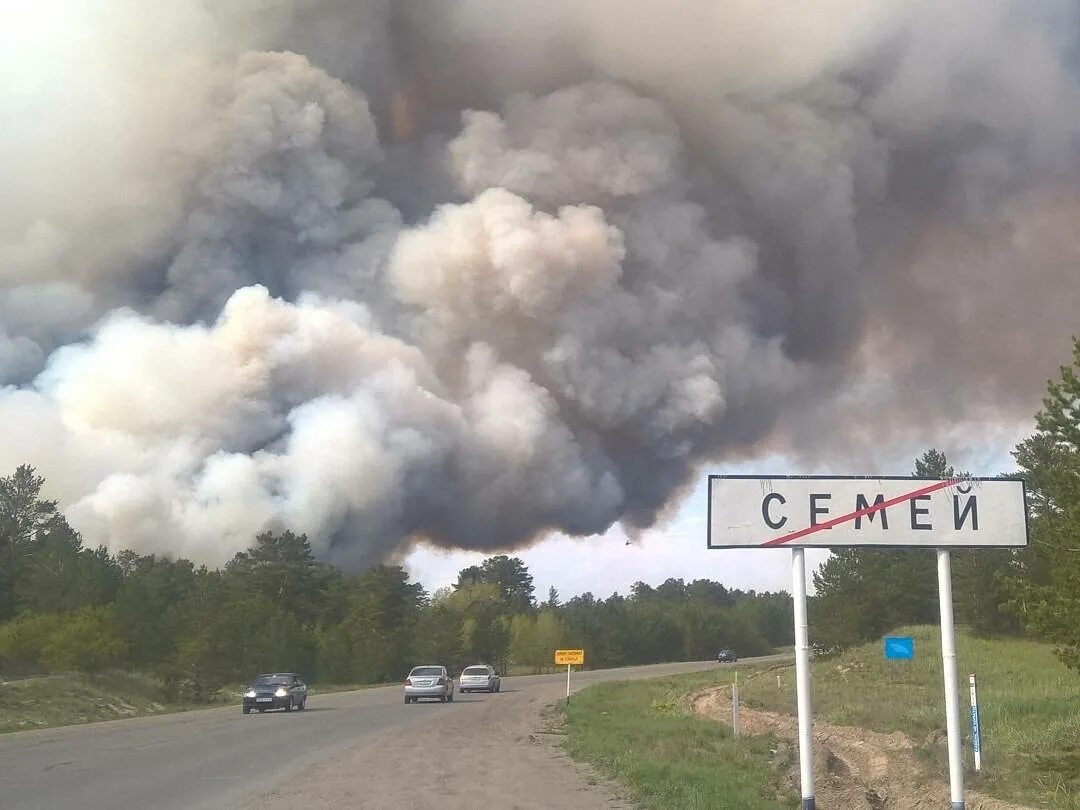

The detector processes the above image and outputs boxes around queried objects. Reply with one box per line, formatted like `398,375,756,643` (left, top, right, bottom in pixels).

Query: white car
404,665,455,703
458,664,501,693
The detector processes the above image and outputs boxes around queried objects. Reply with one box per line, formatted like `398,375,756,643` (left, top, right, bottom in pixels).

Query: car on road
243,673,308,713
716,649,737,663
458,664,501,693
404,665,455,703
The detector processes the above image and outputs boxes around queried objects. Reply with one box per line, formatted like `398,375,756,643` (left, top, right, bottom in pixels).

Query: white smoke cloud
392,188,624,324
1,0,1078,566
449,83,684,206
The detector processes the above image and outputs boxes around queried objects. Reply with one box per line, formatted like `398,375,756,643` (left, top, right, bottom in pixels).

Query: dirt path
247,683,630,810
691,687,1032,810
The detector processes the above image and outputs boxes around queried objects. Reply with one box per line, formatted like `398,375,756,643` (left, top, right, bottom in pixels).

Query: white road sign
707,476,1028,548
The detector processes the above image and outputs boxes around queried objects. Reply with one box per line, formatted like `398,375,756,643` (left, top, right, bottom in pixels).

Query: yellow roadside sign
555,649,585,666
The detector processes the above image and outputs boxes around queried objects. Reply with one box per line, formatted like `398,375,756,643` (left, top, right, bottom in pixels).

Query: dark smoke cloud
1,0,1078,566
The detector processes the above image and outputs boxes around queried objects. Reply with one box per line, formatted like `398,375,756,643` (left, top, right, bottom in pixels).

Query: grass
0,672,381,734
561,631,1080,808
561,673,797,810
0,671,195,733
737,626,1080,808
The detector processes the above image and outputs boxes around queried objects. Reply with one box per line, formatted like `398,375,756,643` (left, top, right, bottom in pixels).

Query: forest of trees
0,476,791,699
2,338,1078,695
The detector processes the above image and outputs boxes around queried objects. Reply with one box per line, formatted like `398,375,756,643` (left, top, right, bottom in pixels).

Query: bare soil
248,684,630,810
691,687,1033,810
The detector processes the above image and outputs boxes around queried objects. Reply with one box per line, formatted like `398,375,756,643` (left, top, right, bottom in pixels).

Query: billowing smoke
2,0,1079,566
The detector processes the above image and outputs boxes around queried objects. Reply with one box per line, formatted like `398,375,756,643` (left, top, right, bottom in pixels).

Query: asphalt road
0,659,762,810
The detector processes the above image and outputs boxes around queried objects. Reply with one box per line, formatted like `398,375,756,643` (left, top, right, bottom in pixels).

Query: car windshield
253,676,292,686
462,667,488,675
410,667,442,676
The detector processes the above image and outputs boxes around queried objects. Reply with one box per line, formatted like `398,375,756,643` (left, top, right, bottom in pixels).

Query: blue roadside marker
884,636,914,660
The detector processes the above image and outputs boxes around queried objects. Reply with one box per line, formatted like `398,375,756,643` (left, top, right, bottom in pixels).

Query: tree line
0,479,791,699
811,337,1080,667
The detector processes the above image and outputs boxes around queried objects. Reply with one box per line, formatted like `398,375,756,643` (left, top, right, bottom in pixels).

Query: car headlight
244,689,256,698
275,688,288,697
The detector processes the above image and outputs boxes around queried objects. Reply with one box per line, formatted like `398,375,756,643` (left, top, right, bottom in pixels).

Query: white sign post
792,547,814,809
731,680,740,737
938,549,964,810
708,476,1028,810
554,649,584,704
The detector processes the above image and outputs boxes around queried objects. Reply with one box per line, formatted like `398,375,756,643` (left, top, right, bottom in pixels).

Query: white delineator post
732,681,740,737
969,673,982,772
792,548,815,810
566,663,572,703
938,549,965,810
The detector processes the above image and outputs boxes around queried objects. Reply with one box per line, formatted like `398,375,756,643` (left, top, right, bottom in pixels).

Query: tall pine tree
1009,338,1080,667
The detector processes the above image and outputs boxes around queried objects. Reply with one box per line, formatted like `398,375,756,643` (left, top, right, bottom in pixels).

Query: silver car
458,664,501,693
404,665,455,703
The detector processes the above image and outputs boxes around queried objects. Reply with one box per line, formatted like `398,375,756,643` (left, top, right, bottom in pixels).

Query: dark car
717,649,737,663
242,673,308,714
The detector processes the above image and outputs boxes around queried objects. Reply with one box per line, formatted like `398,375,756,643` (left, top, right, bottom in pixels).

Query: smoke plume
1,0,1078,566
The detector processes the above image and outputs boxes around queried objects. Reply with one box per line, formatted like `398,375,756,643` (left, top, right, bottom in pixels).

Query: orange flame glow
390,89,417,141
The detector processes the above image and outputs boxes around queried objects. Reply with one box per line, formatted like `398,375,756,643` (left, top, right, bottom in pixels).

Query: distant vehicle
458,664,501,693
243,673,308,714
404,665,455,703
717,649,738,663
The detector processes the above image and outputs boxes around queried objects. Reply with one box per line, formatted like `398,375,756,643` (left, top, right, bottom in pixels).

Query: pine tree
1009,338,1080,667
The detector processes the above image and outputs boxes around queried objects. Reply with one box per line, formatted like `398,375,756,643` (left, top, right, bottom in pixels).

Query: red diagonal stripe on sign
761,478,963,547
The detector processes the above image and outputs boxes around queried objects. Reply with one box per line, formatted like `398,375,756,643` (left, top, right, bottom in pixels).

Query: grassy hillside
562,629,1080,809
0,672,389,734
0,672,197,733
561,674,796,810
741,627,1080,808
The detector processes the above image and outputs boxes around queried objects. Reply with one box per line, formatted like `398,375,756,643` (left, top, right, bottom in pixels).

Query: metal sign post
554,649,585,704
792,547,815,810
707,475,1028,810
938,549,965,810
